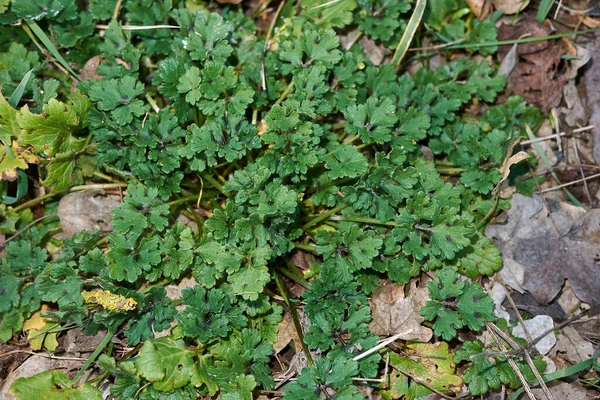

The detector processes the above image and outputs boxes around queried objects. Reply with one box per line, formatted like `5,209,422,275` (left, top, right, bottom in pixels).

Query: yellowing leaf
382,342,462,400
0,140,38,181
22,305,59,351
18,99,82,157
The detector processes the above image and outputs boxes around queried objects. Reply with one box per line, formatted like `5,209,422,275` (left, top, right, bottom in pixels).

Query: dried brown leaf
492,0,529,14
274,311,302,355
486,194,600,314
369,280,433,342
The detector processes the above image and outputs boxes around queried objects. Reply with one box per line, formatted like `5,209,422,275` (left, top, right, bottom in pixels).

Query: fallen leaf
492,0,529,14
358,36,386,66
273,311,303,354
466,0,492,19
554,325,595,364
57,189,120,237
511,315,556,355
23,305,59,352
0,355,85,399
496,43,518,77
583,32,600,165
531,381,597,400
486,194,600,314
369,280,433,342
63,328,106,356
497,16,572,112
492,144,529,196
382,342,462,399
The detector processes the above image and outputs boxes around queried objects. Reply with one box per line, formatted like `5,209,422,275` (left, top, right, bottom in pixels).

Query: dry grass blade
261,0,286,91
486,324,537,400
25,21,79,79
487,323,556,400
393,0,427,69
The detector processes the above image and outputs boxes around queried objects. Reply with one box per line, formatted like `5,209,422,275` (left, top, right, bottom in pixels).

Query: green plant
0,0,548,398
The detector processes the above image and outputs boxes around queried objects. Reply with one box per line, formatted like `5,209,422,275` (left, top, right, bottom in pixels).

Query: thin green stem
200,172,227,197
294,243,316,252
301,203,349,231
13,190,68,212
71,327,115,385
329,215,399,227
306,177,356,194
278,264,310,289
275,81,295,105
167,194,201,207
70,183,128,191
274,272,313,366
436,167,464,175
435,161,456,167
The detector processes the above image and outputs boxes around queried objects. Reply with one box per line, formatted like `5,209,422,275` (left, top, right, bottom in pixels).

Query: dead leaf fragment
22,305,59,351
466,0,492,19
492,0,529,14
554,325,595,364
274,311,303,355
57,189,120,237
369,280,433,342
486,194,600,313
497,17,572,112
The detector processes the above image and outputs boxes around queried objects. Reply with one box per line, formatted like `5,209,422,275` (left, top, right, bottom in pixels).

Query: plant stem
435,167,464,175
274,272,313,366
329,215,399,227
13,190,68,212
167,194,201,207
294,243,316,252
275,81,295,105
70,183,128,191
301,203,349,231
306,177,356,194
71,327,115,385
200,172,227,197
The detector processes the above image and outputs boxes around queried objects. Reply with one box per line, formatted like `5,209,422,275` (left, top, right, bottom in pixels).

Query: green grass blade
393,0,427,69
8,69,33,107
536,0,553,23
26,20,79,79
512,358,593,400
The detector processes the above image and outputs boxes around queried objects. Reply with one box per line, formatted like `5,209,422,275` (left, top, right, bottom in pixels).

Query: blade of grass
393,0,427,69
524,124,582,207
26,20,79,79
8,69,33,107
512,358,594,400
536,0,554,23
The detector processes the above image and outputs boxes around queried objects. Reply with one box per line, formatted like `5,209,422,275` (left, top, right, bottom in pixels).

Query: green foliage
10,370,102,400
421,268,495,340
0,1,541,398
455,340,547,395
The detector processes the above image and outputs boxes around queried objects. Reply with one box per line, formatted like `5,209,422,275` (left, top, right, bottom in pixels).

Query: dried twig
487,323,555,400
538,172,600,194
0,349,87,361
353,330,414,361
486,324,537,400
572,137,593,204
261,0,285,91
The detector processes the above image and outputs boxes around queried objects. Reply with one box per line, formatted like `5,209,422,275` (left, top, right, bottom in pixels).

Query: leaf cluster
0,1,544,398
